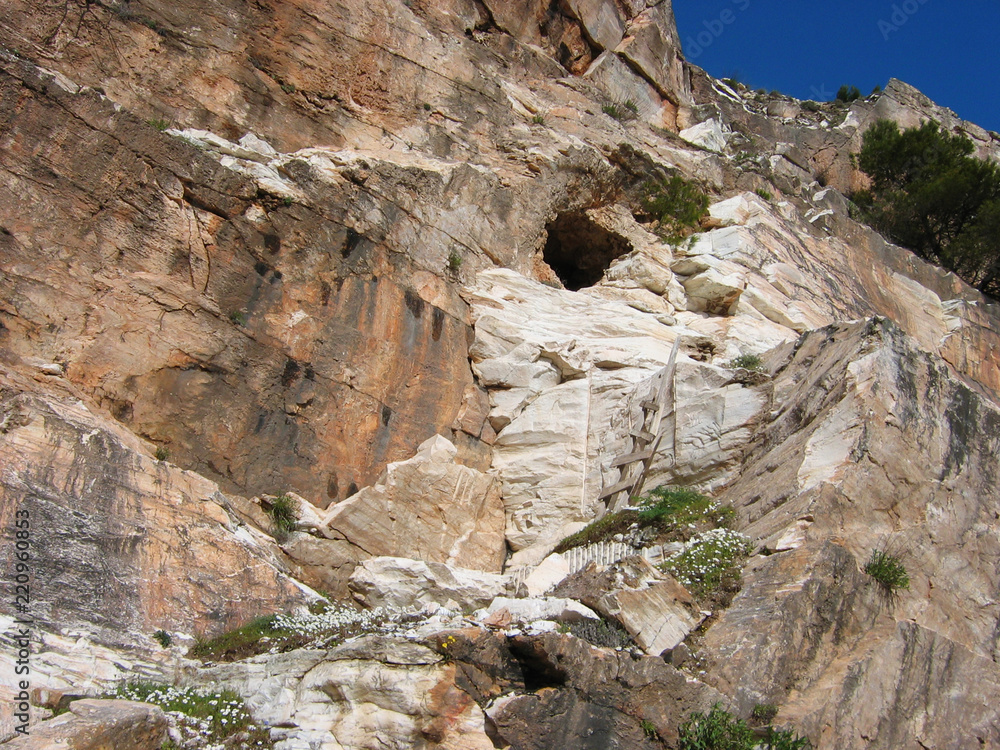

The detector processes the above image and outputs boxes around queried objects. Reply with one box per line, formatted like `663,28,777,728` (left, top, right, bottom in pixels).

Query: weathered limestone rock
2,700,167,750
349,557,508,612
552,558,704,655
680,118,730,152
320,436,506,572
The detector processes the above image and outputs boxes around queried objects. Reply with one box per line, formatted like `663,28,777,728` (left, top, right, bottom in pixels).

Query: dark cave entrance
542,212,632,291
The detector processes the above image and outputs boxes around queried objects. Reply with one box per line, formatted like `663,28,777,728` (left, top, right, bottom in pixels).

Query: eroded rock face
700,319,1000,749
0,368,313,648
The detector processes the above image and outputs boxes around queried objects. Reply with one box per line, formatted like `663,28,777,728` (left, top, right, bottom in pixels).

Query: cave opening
542,212,632,291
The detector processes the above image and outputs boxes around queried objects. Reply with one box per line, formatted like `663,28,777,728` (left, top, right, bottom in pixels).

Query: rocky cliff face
1,0,999,748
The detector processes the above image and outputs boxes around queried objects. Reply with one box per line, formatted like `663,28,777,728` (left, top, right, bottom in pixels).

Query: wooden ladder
598,337,681,512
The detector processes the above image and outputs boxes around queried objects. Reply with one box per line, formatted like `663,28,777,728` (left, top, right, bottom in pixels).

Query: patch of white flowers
662,528,752,591
272,605,399,636
270,604,423,647
111,684,269,748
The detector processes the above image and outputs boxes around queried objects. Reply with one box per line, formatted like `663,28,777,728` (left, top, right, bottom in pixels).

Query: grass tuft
864,549,909,594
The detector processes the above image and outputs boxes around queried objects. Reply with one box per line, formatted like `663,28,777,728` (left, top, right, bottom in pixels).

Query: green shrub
837,85,861,102
152,630,172,648
107,682,272,747
280,82,296,94
154,446,170,462
801,101,822,113
641,174,710,242
678,704,756,750
447,249,463,273
679,705,811,750
638,486,733,528
853,119,1000,297
555,487,734,552
730,353,763,371
764,727,813,750
641,718,658,739
148,118,170,132
755,188,773,202
864,549,909,593
282,196,293,207
267,494,298,535
532,114,545,125
229,310,248,326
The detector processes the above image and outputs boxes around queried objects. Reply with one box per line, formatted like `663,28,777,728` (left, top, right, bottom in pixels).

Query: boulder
552,558,704,655
2,700,167,750
680,119,730,153
349,557,508,612
320,435,506,572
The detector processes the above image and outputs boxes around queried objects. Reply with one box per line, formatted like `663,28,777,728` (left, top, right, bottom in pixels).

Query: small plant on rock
152,630,172,648
154,445,170,462
566,617,634,650
447,249,463,274
602,99,638,123
751,704,779,724
730,353,764,372
755,188,773,202
641,718,659,739
266,493,298,536
864,548,909,594
532,114,545,125
229,310,248,326
148,118,170,132
764,727,813,750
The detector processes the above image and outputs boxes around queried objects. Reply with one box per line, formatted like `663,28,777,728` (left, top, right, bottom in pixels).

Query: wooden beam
598,477,638,500
610,449,654,467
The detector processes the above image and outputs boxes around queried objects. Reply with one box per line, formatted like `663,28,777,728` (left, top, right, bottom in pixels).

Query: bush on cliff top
853,119,1000,297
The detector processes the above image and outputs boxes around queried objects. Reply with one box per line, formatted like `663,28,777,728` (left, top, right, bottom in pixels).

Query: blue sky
672,0,1000,133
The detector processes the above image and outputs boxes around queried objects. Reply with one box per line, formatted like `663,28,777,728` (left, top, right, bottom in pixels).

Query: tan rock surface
320,435,506,572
